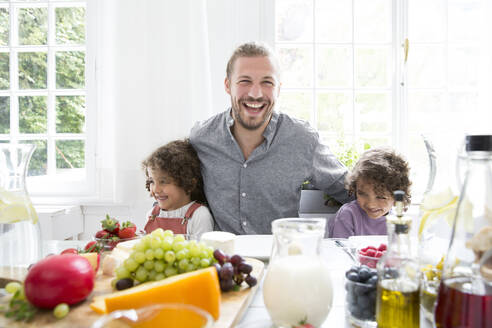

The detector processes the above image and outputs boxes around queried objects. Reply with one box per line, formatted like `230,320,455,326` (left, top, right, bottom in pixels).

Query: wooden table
1,238,432,328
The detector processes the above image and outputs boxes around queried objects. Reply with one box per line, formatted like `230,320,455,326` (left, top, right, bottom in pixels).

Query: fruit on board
213,249,257,292
101,215,120,234
79,252,101,273
90,266,220,320
61,248,79,255
118,221,137,239
24,254,95,309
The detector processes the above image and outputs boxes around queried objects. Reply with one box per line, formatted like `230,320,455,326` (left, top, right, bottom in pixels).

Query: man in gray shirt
190,41,351,234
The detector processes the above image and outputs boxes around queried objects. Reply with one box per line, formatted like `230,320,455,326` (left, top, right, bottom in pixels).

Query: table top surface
39,237,431,328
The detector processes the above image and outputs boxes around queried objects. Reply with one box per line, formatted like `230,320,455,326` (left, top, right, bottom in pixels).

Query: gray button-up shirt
190,109,351,234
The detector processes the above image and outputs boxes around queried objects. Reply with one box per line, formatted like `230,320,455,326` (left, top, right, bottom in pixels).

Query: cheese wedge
90,266,221,320
200,231,236,255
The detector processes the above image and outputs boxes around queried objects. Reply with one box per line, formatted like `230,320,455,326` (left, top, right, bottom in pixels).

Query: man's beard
231,96,274,131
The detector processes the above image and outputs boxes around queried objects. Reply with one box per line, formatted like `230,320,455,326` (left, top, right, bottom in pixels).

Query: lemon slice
418,196,458,238
0,189,38,224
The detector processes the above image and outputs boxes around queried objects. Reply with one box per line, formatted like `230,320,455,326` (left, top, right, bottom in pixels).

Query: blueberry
351,306,362,318
358,267,371,282
358,294,371,308
350,265,360,273
361,308,374,320
346,271,360,282
367,275,378,287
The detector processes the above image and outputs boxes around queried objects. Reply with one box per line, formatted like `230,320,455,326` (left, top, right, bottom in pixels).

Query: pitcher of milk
0,144,41,276
263,218,333,327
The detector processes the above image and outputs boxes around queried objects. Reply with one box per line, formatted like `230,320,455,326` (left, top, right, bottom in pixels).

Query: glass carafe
0,144,41,278
434,135,492,328
263,218,333,328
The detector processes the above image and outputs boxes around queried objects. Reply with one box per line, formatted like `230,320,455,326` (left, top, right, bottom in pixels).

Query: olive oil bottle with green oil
376,191,420,328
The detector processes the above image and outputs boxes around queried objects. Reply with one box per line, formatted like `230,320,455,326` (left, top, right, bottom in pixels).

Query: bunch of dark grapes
213,249,257,292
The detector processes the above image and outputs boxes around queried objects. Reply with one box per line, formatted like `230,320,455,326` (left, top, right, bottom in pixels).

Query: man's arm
310,141,353,204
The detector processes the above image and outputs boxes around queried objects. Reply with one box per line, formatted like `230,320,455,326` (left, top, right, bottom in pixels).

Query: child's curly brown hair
142,139,207,204
346,147,412,206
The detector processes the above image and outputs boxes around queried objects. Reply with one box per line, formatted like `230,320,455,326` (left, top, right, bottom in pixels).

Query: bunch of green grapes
113,229,215,287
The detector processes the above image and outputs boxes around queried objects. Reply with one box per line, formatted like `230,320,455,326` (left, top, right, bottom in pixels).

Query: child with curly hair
142,139,213,238
328,147,411,238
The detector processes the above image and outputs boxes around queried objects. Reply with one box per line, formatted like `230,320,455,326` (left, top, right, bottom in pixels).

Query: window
273,0,492,199
0,0,93,195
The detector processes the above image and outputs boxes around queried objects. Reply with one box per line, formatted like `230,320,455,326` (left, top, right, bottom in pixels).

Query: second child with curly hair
328,147,411,238
142,139,213,238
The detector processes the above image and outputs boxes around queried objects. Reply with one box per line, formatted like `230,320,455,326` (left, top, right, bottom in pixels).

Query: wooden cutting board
0,257,264,328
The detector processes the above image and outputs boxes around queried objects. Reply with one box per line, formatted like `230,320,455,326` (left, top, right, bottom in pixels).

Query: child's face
356,178,394,219
147,168,191,211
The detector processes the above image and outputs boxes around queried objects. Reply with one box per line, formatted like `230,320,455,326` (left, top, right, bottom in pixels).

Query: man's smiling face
225,56,280,131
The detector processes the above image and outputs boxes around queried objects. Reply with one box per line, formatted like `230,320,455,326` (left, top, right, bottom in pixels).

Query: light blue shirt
190,109,351,234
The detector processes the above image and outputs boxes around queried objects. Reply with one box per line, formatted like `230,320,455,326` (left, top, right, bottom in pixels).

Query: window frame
0,0,96,197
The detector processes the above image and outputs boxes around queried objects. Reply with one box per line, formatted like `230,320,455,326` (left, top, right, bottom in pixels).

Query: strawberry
83,240,102,253
366,248,377,258
60,248,78,255
101,214,120,234
378,243,387,252
95,229,110,239
118,221,137,239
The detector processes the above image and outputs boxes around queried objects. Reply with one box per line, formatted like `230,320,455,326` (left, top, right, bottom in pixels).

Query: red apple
24,254,95,309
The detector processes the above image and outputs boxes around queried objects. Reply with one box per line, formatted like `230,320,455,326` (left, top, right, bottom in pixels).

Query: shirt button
243,163,247,168
242,221,247,226
241,192,246,197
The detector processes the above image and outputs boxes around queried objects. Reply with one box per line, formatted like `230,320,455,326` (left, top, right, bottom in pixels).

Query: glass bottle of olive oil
376,191,420,328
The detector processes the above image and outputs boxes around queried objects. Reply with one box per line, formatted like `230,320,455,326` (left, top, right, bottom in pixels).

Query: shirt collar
225,108,279,148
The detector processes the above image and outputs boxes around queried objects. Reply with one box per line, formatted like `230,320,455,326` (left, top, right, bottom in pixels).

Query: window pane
317,92,352,134
316,46,352,87
278,91,312,122
56,51,85,88
0,52,9,89
21,139,46,176
359,136,390,149
448,0,481,42
277,46,312,88
355,47,390,87
448,47,479,88
0,8,9,46
449,92,478,114
407,45,445,88
0,96,9,133
315,0,351,42
56,139,84,169
276,0,313,42
354,0,391,43
56,95,85,133
18,52,47,89
18,7,47,45
19,95,47,133
56,7,85,44
409,0,446,42
356,93,391,133
408,91,445,132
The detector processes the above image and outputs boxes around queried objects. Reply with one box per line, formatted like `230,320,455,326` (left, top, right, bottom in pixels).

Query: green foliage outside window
0,6,86,177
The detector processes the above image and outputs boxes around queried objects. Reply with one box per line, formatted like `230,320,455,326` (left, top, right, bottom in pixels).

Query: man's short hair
226,41,280,80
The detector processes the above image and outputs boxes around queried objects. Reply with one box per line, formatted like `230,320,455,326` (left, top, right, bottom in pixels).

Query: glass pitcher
434,135,492,327
0,143,41,278
263,218,333,328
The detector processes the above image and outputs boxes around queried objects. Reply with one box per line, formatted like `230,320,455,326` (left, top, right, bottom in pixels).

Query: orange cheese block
90,266,221,320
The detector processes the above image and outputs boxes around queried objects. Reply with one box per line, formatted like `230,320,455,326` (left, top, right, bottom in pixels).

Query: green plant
302,138,371,206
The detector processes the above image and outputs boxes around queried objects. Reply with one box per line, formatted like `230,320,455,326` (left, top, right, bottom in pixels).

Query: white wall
75,0,274,239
